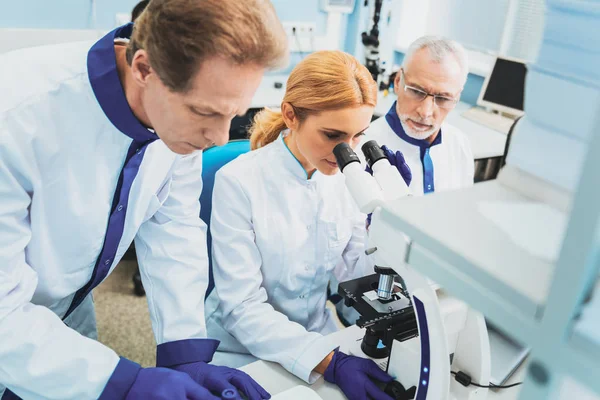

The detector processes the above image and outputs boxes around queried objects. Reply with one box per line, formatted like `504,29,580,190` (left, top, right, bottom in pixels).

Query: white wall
0,28,105,54
396,0,510,53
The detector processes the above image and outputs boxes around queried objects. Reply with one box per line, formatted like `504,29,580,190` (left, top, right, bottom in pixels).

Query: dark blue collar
384,101,442,148
87,23,157,143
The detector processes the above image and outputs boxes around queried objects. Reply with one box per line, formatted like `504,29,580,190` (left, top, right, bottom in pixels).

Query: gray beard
399,117,438,141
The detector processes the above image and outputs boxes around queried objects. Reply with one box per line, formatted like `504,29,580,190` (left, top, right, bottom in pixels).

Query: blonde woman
205,51,411,400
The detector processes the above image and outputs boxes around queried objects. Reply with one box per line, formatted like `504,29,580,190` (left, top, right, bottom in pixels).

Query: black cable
490,382,523,389
292,28,305,59
451,371,523,389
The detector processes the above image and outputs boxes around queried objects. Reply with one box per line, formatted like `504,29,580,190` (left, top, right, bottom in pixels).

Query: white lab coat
205,134,371,384
0,25,210,400
361,102,474,194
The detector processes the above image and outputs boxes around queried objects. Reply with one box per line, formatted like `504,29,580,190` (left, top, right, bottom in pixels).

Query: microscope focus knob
382,380,416,400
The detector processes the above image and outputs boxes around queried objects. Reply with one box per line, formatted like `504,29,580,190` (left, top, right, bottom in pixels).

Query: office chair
473,115,524,183
199,140,251,298
131,140,252,297
199,141,351,325
500,115,523,170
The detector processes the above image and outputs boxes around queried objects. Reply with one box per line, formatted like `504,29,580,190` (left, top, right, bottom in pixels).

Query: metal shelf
369,179,567,341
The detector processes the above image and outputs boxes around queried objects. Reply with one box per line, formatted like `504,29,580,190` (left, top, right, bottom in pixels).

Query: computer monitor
477,56,527,117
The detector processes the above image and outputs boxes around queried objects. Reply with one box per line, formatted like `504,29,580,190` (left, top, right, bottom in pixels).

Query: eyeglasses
399,69,458,110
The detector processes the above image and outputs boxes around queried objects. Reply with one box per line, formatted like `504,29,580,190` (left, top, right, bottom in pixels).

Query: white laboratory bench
240,325,526,400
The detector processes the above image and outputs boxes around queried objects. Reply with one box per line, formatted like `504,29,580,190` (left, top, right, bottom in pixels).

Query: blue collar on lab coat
384,101,442,194
63,25,158,320
87,23,157,143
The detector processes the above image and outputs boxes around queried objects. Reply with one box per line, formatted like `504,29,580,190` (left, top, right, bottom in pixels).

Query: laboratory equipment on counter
333,142,491,400
361,0,385,83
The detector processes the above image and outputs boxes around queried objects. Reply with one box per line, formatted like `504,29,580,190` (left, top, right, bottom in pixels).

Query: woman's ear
281,102,299,131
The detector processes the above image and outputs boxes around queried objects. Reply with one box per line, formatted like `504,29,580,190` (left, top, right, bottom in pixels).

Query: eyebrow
189,104,250,118
322,126,370,136
188,104,225,117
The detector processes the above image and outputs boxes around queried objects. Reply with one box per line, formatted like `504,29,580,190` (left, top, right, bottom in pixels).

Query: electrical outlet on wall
282,22,318,53
282,22,317,37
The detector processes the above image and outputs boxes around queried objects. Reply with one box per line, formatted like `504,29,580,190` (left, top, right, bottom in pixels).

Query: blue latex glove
173,362,270,400
365,145,412,186
366,145,412,228
2,361,219,400
324,349,394,400
381,145,412,186
97,359,221,400
125,367,220,400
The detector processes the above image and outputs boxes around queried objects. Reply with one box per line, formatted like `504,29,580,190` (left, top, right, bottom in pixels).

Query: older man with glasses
362,35,474,195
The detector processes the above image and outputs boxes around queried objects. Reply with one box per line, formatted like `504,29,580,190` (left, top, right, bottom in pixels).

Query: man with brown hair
0,0,287,399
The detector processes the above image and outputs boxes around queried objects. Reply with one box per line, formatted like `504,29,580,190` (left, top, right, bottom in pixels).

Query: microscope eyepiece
333,143,360,171
361,140,386,168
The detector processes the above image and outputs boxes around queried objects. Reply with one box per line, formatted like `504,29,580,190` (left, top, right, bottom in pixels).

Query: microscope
362,0,385,83
333,141,492,400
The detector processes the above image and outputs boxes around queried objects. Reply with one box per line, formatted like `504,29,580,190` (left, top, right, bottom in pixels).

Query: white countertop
240,325,526,400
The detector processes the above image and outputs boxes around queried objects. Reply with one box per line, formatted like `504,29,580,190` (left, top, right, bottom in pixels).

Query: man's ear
281,102,299,131
393,71,402,96
454,87,464,103
130,49,153,87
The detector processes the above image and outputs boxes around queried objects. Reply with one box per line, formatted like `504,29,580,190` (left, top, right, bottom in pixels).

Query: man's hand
97,359,221,400
366,145,412,229
173,362,270,400
125,367,220,400
380,145,412,186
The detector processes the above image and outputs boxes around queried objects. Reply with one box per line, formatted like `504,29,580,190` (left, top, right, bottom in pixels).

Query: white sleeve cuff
289,334,339,384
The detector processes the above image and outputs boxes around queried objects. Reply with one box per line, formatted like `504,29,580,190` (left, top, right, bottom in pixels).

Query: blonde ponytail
249,108,288,150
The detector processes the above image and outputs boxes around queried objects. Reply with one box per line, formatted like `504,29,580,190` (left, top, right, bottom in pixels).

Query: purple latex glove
98,358,220,400
124,368,220,400
173,362,270,400
380,145,412,186
324,349,394,400
366,145,412,228
365,145,412,186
